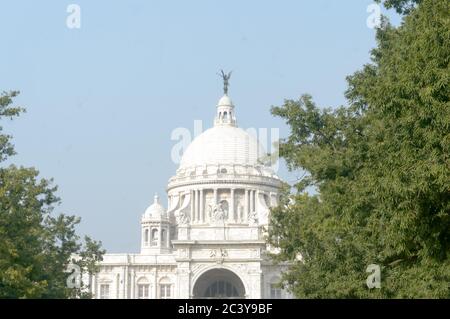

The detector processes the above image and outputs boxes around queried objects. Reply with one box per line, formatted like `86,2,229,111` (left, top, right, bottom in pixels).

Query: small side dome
143,194,166,219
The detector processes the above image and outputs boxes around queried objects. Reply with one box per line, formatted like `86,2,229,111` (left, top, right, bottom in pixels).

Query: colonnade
182,188,258,224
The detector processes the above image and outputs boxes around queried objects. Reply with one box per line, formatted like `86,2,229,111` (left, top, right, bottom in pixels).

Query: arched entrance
193,268,245,299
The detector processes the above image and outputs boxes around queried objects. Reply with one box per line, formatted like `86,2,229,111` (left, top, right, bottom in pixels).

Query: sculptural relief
237,204,244,222
248,210,258,226
209,248,228,258
176,210,190,225
209,201,228,224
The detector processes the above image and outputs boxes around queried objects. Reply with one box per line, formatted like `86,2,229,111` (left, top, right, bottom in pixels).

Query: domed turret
141,194,171,254
214,94,236,127
142,194,166,220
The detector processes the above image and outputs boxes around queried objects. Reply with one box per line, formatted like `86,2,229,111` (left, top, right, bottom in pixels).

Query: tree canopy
269,0,449,298
376,0,421,14
0,91,105,298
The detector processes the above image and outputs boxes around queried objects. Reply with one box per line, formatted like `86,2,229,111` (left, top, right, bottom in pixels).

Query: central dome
168,91,281,192
179,125,265,169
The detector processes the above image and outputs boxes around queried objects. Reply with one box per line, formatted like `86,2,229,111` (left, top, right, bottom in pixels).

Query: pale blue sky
0,1,400,252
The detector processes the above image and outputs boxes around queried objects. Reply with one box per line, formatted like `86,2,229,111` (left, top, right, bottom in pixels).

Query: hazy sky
0,1,401,252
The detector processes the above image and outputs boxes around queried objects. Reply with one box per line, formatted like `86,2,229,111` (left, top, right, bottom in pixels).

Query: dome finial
219,69,232,95
154,193,159,204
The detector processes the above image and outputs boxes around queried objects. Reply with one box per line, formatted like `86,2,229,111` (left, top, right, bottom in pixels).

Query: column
190,190,194,223
244,189,249,222
193,190,197,223
91,273,96,298
135,276,139,300
116,273,120,299
154,268,158,299
123,266,127,299
200,189,204,223
213,188,218,204
131,270,135,299
229,188,235,222
196,190,200,222
158,225,162,247
250,190,255,213
249,190,252,214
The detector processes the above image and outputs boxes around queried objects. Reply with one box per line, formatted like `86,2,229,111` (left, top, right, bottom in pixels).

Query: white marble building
92,87,292,299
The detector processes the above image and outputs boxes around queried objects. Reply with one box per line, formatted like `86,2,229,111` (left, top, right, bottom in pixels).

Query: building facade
92,88,292,299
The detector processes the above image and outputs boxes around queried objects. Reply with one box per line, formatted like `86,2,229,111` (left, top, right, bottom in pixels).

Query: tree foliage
0,91,105,298
269,0,449,298
376,0,421,15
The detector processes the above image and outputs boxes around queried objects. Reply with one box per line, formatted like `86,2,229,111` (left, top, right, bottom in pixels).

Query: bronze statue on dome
219,70,232,95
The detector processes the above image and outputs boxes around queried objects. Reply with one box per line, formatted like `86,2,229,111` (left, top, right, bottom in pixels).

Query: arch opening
193,268,245,299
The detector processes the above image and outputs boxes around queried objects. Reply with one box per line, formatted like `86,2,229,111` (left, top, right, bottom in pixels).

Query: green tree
376,0,421,14
0,91,105,298
269,0,449,298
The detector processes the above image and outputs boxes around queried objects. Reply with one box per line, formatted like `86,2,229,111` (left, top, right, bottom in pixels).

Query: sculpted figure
176,210,189,225
248,210,258,225
219,70,232,95
212,204,224,221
